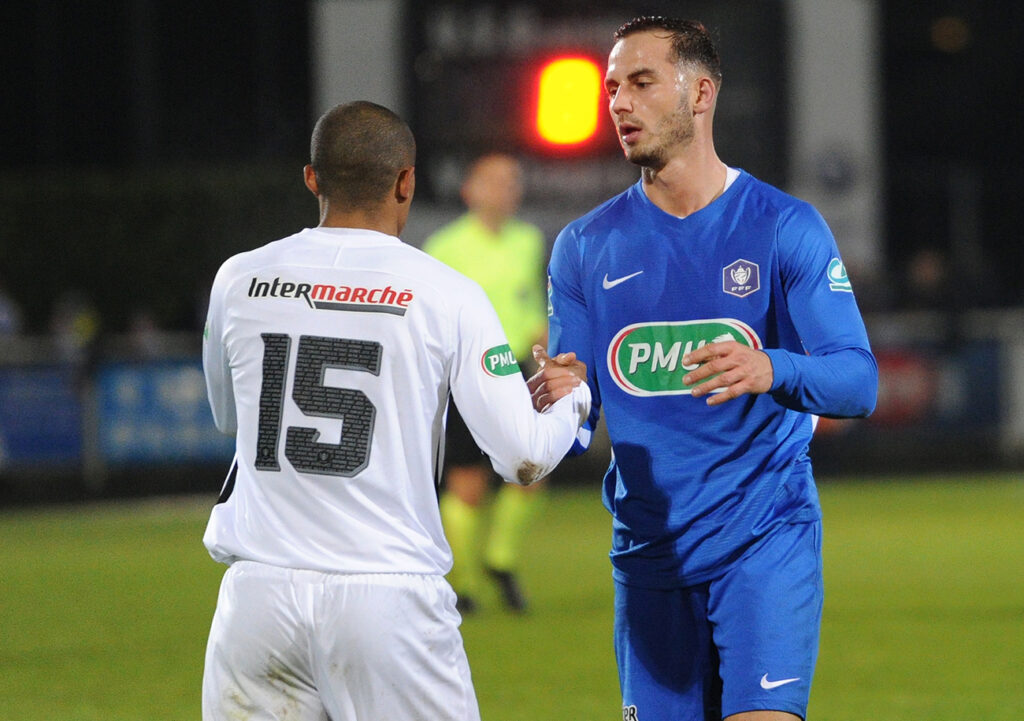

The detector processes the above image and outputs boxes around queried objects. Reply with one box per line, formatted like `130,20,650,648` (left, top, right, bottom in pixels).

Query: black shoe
485,566,528,613
455,593,478,615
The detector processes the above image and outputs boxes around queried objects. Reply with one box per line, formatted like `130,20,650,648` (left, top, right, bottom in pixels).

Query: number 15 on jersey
255,333,381,477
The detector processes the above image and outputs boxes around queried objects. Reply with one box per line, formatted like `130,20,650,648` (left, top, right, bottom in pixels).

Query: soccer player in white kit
200,101,591,721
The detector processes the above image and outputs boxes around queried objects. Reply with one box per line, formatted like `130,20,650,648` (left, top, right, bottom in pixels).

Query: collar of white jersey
303,226,403,245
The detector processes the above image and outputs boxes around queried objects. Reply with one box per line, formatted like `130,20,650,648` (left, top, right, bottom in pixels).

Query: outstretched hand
526,345,587,412
682,341,774,406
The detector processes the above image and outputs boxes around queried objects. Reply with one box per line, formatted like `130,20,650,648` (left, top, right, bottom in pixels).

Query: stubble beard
623,100,696,172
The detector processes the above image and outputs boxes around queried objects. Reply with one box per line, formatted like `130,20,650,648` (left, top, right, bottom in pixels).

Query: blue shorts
614,520,823,721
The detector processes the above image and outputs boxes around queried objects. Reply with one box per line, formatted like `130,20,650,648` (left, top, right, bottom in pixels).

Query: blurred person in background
422,153,549,614
0,277,23,336
128,308,163,359
49,290,101,393
50,290,100,364
200,101,590,721
0,277,22,467
530,16,877,721
901,247,950,311
899,246,995,347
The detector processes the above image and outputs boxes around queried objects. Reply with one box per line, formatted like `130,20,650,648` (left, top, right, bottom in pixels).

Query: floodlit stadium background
0,2,1022,717
2,0,1022,497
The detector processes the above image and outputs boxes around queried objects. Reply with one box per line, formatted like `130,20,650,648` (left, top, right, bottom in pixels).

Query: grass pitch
0,474,1021,720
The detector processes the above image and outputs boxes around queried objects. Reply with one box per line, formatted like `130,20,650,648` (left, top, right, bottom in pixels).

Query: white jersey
202,227,589,575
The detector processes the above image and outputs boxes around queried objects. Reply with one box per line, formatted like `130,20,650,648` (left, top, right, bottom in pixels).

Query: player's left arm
765,204,878,417
686,204,878,417
545,225,602,453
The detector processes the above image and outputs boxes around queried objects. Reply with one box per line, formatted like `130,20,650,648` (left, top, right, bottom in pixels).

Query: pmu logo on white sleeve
481,344,520,377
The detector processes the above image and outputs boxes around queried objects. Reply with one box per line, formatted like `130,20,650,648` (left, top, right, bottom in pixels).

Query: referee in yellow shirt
423,153,549,613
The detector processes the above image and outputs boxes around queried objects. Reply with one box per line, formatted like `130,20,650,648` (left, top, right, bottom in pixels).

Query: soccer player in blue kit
528,16,878,721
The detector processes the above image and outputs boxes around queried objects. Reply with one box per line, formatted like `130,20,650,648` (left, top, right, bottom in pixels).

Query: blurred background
1,0,1022,504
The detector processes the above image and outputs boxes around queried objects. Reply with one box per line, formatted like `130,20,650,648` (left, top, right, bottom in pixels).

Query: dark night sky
0,1,311,168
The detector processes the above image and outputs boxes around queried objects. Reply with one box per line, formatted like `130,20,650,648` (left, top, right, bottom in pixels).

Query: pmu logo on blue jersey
827,258,853,292
723,259,760,298
608,319,763,396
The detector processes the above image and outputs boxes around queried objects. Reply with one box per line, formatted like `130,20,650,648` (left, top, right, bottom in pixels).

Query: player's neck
641,149,728,219
317,205,401,238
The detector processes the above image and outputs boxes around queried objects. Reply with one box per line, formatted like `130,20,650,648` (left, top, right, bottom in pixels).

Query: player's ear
692,76,717,114
395,166,415,204
303,164,320,196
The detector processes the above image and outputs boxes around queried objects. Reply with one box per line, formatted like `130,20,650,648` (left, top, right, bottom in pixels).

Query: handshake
526,344,587,412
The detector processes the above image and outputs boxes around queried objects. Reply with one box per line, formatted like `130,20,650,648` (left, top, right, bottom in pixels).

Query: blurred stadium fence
2,307,1022,504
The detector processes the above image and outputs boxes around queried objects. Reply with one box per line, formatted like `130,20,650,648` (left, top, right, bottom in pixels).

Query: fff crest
723,259,760,298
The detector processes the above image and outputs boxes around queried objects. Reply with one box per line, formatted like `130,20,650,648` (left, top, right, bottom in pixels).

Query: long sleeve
202,261,238,435
448,279,591,484
547,224,601,454
765,204,878,418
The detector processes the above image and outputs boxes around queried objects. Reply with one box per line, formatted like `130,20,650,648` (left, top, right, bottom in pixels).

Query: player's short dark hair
614,16,722,86
309,101,416,207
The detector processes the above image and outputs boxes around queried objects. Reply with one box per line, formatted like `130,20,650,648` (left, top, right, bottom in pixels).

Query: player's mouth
618,121,642,145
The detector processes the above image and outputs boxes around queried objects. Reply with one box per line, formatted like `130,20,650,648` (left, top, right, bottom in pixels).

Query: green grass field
1,474,1022,720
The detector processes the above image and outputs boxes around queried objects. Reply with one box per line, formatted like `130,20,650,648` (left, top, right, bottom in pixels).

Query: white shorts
202,561,481,721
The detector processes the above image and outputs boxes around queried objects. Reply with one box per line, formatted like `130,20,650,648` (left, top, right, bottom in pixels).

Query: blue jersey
548,170,877,588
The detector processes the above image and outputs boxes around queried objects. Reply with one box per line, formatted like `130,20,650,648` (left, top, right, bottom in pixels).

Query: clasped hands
526,345,587,412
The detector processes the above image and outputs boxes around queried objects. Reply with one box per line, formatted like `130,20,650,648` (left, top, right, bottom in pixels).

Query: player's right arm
202,260,238,435
448,281,591,485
